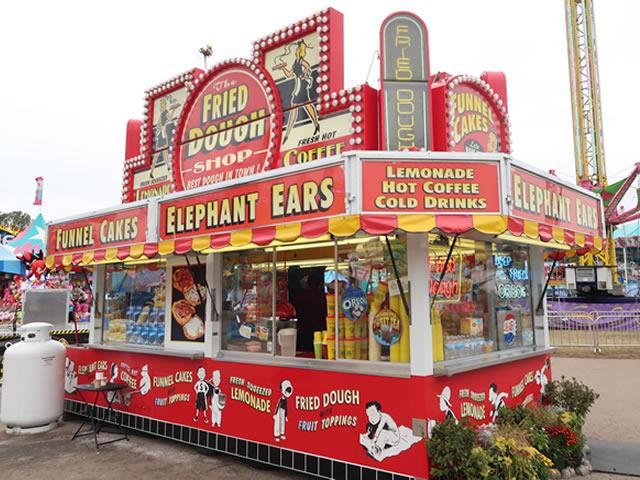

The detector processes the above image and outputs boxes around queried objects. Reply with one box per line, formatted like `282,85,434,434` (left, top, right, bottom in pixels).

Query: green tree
0,211,32,232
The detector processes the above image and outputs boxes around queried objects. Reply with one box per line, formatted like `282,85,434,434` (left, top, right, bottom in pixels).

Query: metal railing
548,310,640,350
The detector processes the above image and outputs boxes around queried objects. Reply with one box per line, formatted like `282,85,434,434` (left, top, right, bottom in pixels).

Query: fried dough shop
48,9,604,480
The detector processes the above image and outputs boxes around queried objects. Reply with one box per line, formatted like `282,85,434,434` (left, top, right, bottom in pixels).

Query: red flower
545,425,580,447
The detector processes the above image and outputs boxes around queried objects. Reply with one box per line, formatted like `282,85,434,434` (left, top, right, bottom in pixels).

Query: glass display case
430,235,534,363
220,235,410,363
102,262,167,346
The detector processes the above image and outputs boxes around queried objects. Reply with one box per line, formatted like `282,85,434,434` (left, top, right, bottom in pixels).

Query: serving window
429,235,535,364
102,261,167,347
220,235,410,364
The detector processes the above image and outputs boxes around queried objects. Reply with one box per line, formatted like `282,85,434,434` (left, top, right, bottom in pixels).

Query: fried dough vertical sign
380,12,432,150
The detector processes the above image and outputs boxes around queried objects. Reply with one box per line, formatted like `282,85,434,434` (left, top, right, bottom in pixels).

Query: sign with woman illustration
267,35,320,145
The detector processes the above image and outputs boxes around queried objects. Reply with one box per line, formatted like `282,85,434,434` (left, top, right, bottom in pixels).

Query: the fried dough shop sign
176,64,280,190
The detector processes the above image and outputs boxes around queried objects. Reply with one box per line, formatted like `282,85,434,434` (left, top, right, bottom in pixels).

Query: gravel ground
0,415,306,480
551,356,640,443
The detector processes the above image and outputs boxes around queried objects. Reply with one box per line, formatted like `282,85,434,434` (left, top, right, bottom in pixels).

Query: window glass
335,235,409,363
220,235,410,364
278,242,333,357
493,243,534,348
430,235,534,362
103,262,166,346
221,249,274,353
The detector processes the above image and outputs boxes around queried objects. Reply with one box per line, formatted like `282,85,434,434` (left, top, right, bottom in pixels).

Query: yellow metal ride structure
565,0,640,281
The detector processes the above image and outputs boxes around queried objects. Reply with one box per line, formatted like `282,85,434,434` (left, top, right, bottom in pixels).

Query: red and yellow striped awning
45,214,603,268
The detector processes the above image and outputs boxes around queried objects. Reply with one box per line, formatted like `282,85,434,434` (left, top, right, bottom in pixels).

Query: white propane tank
1,322,66,433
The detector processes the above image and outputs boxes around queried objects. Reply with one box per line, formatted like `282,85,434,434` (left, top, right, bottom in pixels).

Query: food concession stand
46,8,604,480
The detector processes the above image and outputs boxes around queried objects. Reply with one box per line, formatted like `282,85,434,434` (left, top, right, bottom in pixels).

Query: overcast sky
1,0,638,222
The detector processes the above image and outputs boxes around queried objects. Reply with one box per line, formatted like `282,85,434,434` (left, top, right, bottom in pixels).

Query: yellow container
354,337,362,359
431,307,445,362
327,340,336,360
338,322,345,340
344,339,355,359
345,320,355,339
359,338,369,360
326,294,337,316
338,340,345,358
326,315,336,332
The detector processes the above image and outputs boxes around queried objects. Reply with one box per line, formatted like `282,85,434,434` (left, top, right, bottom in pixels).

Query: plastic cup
313,331,323,359
359,339,368,360
326,295,336,316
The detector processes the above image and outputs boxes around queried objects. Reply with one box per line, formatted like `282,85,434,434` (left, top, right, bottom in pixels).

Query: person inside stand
290,268,327,352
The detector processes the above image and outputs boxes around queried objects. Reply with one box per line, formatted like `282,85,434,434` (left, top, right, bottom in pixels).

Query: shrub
487,424,549,480
497,404,551,453
428,418,488,480
545,376,599,421
498,403,586,470
428,390,598,480
544,423,584,470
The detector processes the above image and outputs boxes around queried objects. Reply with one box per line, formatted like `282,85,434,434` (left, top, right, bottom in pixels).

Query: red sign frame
431,72,511,154
47,206,148,255
252,7,344,110
510,165,602,236
361,160,502,214
159,165,346,241
122,69,203,203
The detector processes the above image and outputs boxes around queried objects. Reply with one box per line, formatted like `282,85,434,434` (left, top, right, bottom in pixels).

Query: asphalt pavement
0,414,307,480
553,357,640,477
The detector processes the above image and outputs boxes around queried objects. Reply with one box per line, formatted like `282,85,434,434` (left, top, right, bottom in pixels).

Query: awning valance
46,213,603,268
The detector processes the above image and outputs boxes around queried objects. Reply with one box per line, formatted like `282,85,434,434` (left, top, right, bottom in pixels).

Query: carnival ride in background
564,0,640,292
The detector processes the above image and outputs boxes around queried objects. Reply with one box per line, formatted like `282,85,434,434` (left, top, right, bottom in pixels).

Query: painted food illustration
171,267,206,341
172,300,195,326
173,267,195,293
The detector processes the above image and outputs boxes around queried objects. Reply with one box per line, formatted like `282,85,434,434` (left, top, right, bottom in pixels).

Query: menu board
169,264,207,343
